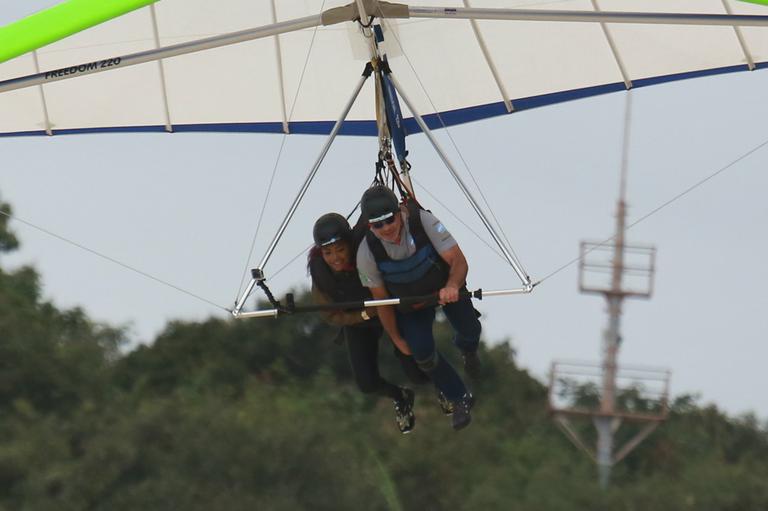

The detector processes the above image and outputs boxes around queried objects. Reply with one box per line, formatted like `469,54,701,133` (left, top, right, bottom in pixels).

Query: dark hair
307,245,322,275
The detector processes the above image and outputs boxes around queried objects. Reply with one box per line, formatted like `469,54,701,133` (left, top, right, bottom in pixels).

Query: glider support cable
385,71,532,291
0,207,229,312
380,17,526,282
535,134,768,287
234,3,327,301
410,175,506,262
231,62,375,317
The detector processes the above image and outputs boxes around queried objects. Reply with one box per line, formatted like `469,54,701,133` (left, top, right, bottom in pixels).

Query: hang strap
379,57,409,169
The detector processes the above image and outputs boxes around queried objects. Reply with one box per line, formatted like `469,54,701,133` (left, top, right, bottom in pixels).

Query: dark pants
442,296,482,353
344,323,429,400
396,296,481,402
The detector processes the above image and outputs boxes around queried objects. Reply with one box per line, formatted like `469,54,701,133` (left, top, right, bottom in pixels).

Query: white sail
1,0,767,137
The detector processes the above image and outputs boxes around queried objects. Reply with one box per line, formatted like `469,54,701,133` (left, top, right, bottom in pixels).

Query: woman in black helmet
308,212,428,434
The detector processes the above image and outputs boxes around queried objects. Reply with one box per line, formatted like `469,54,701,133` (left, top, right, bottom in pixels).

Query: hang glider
1,0,767,138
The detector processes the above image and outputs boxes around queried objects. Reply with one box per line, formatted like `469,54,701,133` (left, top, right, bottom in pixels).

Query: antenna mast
549,92,671,488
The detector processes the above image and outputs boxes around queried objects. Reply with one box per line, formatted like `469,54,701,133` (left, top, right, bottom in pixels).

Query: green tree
2,192,768,510
0,196,19,254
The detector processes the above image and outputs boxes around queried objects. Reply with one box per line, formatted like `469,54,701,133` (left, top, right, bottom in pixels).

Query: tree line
1,195,766,510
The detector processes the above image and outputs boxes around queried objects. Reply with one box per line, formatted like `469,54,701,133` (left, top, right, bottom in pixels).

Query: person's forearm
313,286,365,326
377,305,399,340
370,286,411,354
446,255,468,289
378,305,411,354
326,309,369,326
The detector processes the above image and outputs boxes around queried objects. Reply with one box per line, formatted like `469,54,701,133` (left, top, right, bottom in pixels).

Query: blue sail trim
2,62,764,139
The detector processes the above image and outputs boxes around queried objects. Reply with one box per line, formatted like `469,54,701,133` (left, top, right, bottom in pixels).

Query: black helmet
313,213,352,247
361,186,399,222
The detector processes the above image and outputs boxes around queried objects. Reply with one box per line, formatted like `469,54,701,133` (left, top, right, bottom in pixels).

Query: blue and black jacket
365,200,450,310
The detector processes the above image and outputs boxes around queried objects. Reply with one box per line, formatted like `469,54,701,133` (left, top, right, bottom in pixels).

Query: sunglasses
369,215,396,229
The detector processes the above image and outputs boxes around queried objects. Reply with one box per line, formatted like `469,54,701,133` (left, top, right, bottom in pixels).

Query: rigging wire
265,177,511,293
378,17,524,270
4,135,764,314
234,0,327,302
234,135,285,299
268,201,363,281
8,2,762,311
271,242,314,280
410,176,506,262
0,207,229,312
534,136,768,286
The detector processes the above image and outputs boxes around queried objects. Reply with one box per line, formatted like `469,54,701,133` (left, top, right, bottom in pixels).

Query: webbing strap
380,59,408,167
256,278,283,310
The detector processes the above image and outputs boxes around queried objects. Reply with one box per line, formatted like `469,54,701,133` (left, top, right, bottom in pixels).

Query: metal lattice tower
548,93,671,488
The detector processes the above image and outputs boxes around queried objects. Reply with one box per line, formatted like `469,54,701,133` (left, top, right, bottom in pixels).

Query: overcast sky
2,2,767,422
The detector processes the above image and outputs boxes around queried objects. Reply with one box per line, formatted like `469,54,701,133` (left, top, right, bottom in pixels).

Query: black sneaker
393,387,415,434
437,391,454,416
451,393,474,431
462,350,481,379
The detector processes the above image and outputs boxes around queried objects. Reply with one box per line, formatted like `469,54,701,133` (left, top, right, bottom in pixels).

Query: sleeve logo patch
359,271,372,285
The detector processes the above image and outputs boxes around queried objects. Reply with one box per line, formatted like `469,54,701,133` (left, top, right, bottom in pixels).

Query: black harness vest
309,217,372,310
309,255,371,310
365,201,450,305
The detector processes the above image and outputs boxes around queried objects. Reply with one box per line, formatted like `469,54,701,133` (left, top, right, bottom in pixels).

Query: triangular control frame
232,9,534,318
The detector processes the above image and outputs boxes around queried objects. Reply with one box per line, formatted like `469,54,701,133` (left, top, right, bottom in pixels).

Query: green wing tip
0,0,157,65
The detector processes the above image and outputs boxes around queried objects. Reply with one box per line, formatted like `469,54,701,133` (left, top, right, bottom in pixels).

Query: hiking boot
462,350,481,379
451,393,474,431
393,387,415,434
436,391,454,416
